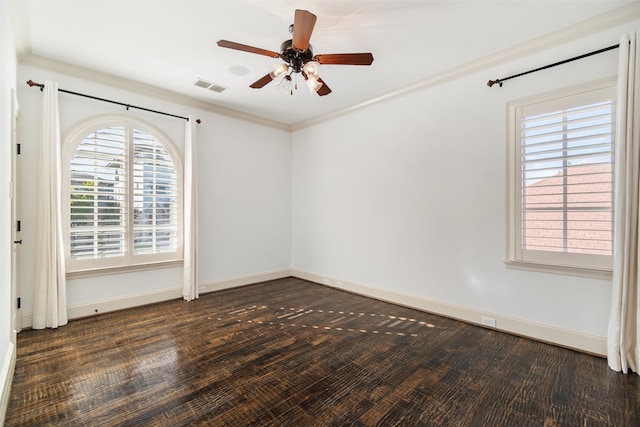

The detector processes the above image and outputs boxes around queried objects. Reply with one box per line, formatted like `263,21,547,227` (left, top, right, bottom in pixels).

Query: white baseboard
291,269,607,356
0,341,16,427
21,269,293,329
198,269,292,293
22,287,184,329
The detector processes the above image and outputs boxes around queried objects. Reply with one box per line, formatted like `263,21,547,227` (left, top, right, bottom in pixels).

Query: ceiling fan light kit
303,61,320,77
269,63,289,79
278,74,293,95
306,75,322,94
217,9,374,97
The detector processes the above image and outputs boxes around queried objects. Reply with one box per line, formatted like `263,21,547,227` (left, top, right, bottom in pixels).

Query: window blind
69,126,127,260
520,100,614,255
132,129,179,255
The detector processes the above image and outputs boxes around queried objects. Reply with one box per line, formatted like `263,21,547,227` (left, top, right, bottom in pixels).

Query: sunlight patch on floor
214,304,438,337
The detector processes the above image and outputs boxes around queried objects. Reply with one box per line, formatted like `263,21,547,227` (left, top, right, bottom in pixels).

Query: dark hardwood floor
6,277,640,426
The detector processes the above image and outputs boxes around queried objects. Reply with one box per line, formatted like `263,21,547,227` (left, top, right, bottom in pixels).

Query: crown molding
19,54,292,132
291,2,640,131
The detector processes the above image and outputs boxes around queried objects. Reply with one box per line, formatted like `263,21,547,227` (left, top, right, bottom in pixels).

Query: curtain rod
487,43,620,88
26,80,201,123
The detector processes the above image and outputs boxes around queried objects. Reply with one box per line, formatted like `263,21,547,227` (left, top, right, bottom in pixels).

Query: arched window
63,116,182,273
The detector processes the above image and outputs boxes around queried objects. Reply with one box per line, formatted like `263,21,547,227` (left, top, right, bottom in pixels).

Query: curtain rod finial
27,79,44,91
487,79,502,88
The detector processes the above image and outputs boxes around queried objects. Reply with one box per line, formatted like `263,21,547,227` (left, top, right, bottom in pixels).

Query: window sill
504,260,612,280
67,260,184,280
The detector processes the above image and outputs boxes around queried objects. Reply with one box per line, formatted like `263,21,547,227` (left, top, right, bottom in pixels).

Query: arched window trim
62,115,184,276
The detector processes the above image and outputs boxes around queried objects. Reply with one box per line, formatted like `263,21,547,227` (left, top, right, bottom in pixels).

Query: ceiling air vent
208,84,228,93
194,78,228,93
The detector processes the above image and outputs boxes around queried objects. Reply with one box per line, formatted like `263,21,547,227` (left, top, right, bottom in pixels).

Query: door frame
10,88,21,338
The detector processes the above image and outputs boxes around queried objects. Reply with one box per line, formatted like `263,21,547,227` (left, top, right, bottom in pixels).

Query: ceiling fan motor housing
280,39,314,72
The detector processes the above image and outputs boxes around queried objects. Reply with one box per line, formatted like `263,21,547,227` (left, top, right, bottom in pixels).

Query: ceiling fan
217,9,374,96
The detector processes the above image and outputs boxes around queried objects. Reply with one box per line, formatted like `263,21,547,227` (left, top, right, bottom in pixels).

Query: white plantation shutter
69,126,127,260
521,100,614,253
508,81,616,273
65,119,182,272
132,129,179,255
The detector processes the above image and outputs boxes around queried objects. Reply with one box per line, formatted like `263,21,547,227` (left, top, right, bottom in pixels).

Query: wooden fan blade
217,40,281,58
292,9,317,51
316,77,332,96
249,73,274,89
314,53,374,66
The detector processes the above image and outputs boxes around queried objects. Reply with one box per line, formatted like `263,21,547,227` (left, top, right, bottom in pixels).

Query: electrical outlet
322,278,331,286
336,281,344,289
481,316,496,327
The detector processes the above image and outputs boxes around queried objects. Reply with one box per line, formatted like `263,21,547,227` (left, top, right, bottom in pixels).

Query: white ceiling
9,0,637,127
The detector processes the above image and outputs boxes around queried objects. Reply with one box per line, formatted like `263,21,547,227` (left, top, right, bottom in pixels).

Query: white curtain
33,81,68,329
608,32,640,374
183,116,199,301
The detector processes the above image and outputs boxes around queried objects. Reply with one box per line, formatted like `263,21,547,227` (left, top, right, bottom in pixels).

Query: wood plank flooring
6,277,640,426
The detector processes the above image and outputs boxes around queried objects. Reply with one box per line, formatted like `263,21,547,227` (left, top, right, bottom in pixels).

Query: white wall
0,0,17,421
291,21,639,354
16,64,292,324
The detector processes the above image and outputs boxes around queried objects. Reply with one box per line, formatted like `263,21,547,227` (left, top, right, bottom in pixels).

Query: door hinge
17,298,21,309
16,220,21,232
17,143,21,155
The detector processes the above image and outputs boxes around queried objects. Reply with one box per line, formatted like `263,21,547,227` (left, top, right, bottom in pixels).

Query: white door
10,89,21,338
